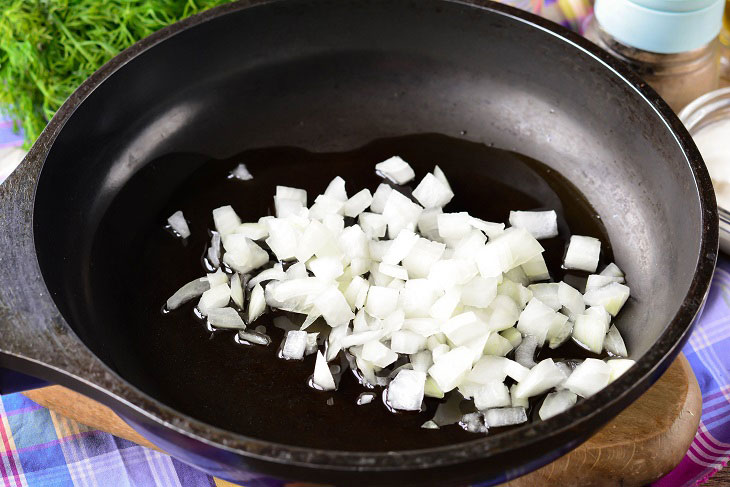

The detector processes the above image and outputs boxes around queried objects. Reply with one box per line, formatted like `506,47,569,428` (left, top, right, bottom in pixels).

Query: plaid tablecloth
1,1,729,485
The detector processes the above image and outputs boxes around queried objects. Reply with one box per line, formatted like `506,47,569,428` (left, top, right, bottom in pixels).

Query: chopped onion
338,224,370,262
483,332,513,357
412,172,454,209
357,392,376,405
558,281,585,320
460,276,498,308
313,351,337,390
528,283,560,310
230,273,244,308
207,231,221,268
467,356,508,384
517,298,558,344
508,210,558,240
281,330,308,360
212,205,241,236
583,282,630,316
248,283,266,323
424,376,445,398
344,189,373,218
382,190,423,238
229,163,253,180
167,210,191,239
314,286,355,327
600,262,625,281
437,212,472,240
309,194,345,220
563,235,601,272
402,237,445,279
238,330,271,346
324,176,348,202
387,369,426,411
379,262,409,281
166,278,210,310
546,313,572,349
585,274,622,292
375,156,415,184
521,254,550,282
460,412,488,433
358,212,387,239
370,184,393,214
207,307,246,329
409,350,433,373
571,313,607,354
427,346,472,392
223,239,269,274
514,358,566,399
362,340,398,368
510,384,528,408
500,327,522,348
468,217,505,239
248,265,286,289
400,279,439,318
604,324,628,357
433,165,452,191
390,330,427,354
484,407,528,427
365,286,400,319
382,229,419,265
474,381,511,410
484,295,520,332
428,259,478,291
207,268,228,288
539,390,577,420
607,358,635,382
326,324,350,361
276,186,307,205
198,283,231,316
563,358,610,398
417,208,443,241
442,312,489,347
235,222,268,241
515,335,539,369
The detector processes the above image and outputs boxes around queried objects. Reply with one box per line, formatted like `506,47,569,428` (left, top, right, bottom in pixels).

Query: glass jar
585,17,720,112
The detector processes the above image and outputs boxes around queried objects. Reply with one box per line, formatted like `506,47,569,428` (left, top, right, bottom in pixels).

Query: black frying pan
0,1,718,486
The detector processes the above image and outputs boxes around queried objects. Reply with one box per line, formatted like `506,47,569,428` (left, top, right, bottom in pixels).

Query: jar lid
594,0,725,54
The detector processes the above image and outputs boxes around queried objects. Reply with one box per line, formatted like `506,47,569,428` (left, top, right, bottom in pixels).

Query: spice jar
585,0,725,112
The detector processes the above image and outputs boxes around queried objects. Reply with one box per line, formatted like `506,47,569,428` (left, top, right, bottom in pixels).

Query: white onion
604,324,628,357
474,381,511,410
400,279,439,318
563,235,601,272
314,286,355,327
382,229,419,264
515,335,539,369
460,276,498,308
600,262,625,281
504,267,530,287
412,172,454,209
500,327,522,348
437,212,472,240
402,237,445,279
358,212,387,239
274,196,304,218
468,217,504,239
528,283,560,310
207,231,221,267
276,186,307,205
517,298,557,344
313,351,337,390
230,273,244,308
344,276,369,311
387,369,426,411
514,358,566,399
379,263,409,281
417,208,443,241
546,313,572,349
234,222,268,240
324,176,348,202
484,407,528,427
521,254,550,282
223,239,269,274
467,356,508,384
167,210,191,239
607,358,635,382
365,285,400,319
409,350,433,373
484,295,520,332
558,281,585,320
247,283,266,323
390,330,427,354
510,384,528,408
229,163,253,180
539,390,577,420
583,282,630,316
585,274,622,292
238,330,271,346
375,156,416,184
429,288,461,321
166,278,210,310
343,189,373,218
247,265,286,289
362,340,398,368
198,283,231,316
452,230,487,260
483,333,513,357
338,224,370,262
563,358,610,397
428,259,478,291
441,312,488,346
281,330,308,360
357,392,376,405
421,420,439,429
433,165,452,192
212,205,241,236
571,313,607,354
427,346,472,392
382,190,423,238
309,257,344,281
309,193,345,220
340,329,384,349
326,324,350,361
425,376,445,399
207,268,228,288
508,210,558,240
322,214,345,240
207,307,246,329
370,184,393,214
402,318,440,337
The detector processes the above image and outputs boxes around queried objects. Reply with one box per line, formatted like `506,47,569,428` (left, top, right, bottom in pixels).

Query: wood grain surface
24,354,703,487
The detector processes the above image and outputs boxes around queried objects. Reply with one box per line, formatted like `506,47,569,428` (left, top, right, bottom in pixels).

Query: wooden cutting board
23,354,701,487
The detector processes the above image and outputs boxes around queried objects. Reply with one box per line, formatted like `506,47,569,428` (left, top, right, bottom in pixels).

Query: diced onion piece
498,280,532,308
223,240,270,274
478,227,543,277
528,283,560,310
357,392,376,405
326,324,350,361
539,390,578,420
276,186,307,205
207,307,246,329
508,210,558,240
362,340,398,368
604,324,628,357
387,369,426,411
585,305,611,330
452,230,487,260
265,218,301,261
274,196,304,218
208,268,228,288
309,257,344,281
238,330,271,346
510,384,528,408
571,313,608,353
412,172,454,209
500,327,522,348
358,212,387,239
469,217,505,239
282,330,308,360
338,224,370,262
167,210,191,238
430,342,449,360
350,257,371,276
600,262,625,281
563,358,611,398
438,212,472,240
483,332,513,357
365,286,400,319
585,274,623,292
230,273,244,308
558,281,585,320
382,190,424,238
370,184,393,214
433,165,452,191
461,276,498,308
427,333,445,351
314,286,355,327
390,330,427,354
247,283,266,323
212,205,241,236
230,163,253,180
583,282,630,316
293,220,332,263
382,229,420,264
344,276,369,310
522,254,550,282
410,350,433,373
442,311,489,347
248,266,286,289
424,376,445,398
474,381,511,410
467,356,507,384
400,279,439,318
485,407,528,427
166,278,210,310
324,176,348,202
504,267,530,287
417,208,443,241
313,351,336,390
607,358,635,382
402,237,445,279
546,313,572,349
376,156,416,184
198,283,231,316
460,412,488,433
515,335,539,369
563,235,601,272
207,231,221,267
421,420,439,429
428,259,478,291
484,295,520,332
309,194,345,220
234,222,268,240
427,346,473,392
514,358,566,399
517,298,558,344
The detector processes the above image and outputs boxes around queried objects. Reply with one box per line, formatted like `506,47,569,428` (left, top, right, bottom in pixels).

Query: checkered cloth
1,1,729,485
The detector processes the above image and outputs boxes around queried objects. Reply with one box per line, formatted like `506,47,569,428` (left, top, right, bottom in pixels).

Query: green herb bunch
0,0,231,147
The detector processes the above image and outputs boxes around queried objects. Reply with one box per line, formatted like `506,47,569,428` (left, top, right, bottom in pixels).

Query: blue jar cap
594,0,725,54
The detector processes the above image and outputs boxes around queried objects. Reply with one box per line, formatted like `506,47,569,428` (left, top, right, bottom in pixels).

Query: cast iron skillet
0,0,718,485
